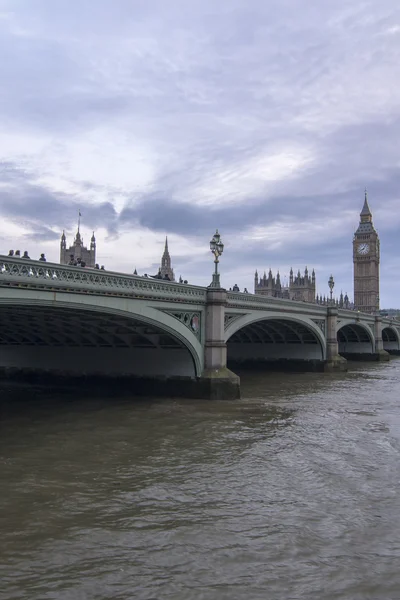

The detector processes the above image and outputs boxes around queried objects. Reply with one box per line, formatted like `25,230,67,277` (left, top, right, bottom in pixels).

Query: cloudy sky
0,0,399,306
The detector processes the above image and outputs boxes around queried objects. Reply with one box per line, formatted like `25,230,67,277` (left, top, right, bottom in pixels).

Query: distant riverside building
60,227,96,268
353,191,380,313
254,267,316,302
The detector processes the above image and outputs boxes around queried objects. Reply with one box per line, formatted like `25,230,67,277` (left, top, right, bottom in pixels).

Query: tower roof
356,189,375,233
162,236,170,260
360,189,372,217
160,235,174,280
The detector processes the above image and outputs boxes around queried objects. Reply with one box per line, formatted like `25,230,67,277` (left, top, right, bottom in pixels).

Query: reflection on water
1,361,400,600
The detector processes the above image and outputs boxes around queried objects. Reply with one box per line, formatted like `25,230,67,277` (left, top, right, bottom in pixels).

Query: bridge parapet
227,293,385,320
226,291,328,315
337,308,374,321
0,256,207,304
226,293,394,325
337,309,399,332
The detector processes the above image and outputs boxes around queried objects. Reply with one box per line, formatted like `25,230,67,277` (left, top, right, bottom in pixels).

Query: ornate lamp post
328,274,335,304
209,229,224,288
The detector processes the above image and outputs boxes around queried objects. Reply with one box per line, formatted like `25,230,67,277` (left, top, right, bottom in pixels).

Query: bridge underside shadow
227,318,326,372
338,323,389,361
382,327,400,355
0,305,199,394
338,323,373,360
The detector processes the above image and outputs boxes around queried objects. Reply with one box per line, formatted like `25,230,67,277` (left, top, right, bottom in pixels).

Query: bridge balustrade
227,291,328,313
0,256,207,303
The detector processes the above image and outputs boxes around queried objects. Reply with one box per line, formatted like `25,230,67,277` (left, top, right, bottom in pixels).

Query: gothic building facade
353,191,380,313
60,228,96,267
254,267,316,302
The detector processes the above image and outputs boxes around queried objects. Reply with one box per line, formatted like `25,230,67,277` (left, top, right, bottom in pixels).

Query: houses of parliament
59,191,380,314
253,191,380,313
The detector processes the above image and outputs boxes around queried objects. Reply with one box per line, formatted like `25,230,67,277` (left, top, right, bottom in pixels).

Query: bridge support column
325,307,347,372
374,316,390,361
199,289,240,399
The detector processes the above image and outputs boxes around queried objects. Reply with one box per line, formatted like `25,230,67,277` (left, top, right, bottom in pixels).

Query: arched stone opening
382,327,400,353
337,323,374,356
0,305,197,379
226,318,324,371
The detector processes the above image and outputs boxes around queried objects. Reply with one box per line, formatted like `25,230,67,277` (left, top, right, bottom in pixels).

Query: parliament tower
60,228,96,267
353,191,380,313
159,237,175,281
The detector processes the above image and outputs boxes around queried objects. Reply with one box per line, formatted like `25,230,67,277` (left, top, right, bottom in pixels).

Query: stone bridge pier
326,307,348,371
374,316,391,361
200,289,240,399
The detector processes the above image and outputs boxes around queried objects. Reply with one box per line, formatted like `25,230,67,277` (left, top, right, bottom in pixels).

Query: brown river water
1,360,400,600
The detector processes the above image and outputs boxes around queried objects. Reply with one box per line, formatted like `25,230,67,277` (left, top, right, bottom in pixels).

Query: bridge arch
0,291,204,378
225,313,326,365
382,326,400,352
337,320,375,355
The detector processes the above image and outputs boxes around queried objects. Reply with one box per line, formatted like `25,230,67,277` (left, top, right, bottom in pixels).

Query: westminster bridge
0,255,399,399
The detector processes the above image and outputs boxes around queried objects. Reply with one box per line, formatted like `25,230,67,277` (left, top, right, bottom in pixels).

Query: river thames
1,360,400,600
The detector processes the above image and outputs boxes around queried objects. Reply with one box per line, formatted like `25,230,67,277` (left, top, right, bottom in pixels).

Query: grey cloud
1,0,400,305
118,192,332,241
0,163,118,237
22,227,60,244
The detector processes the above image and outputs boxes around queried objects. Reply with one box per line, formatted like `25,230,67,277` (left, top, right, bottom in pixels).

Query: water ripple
1,361,400,599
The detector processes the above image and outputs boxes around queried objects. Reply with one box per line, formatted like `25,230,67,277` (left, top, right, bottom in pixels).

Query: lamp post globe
209,229,224,288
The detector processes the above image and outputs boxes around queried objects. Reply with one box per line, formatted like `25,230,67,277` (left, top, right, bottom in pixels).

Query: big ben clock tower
353,191,380,313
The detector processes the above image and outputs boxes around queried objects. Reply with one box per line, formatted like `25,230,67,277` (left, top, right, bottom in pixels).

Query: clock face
357,243,370,255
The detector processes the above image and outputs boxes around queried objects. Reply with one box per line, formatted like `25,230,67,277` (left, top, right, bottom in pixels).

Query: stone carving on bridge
224,313,246,330
159,310,202,340
312,319,326,335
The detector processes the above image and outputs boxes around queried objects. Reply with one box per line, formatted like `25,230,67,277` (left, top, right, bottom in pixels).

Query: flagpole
78,210,81,233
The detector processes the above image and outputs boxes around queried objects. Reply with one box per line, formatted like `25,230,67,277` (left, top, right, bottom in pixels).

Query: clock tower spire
353,190,380,313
